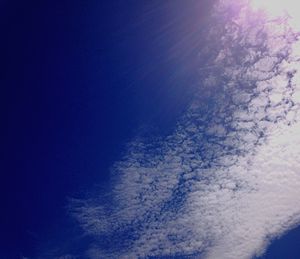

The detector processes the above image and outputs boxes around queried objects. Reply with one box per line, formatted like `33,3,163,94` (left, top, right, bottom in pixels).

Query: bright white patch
250,0,300,30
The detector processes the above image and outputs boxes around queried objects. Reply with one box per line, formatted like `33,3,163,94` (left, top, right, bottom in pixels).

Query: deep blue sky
2,0,300,258
2,0,208,257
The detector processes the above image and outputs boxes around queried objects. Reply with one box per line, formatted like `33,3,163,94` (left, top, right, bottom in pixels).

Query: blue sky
2,0,300,258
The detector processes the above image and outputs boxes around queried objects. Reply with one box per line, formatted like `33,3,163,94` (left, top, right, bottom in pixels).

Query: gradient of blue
2,0,300,258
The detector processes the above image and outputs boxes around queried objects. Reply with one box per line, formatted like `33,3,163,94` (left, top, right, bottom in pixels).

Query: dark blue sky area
2,0,300,258
2,0,210,257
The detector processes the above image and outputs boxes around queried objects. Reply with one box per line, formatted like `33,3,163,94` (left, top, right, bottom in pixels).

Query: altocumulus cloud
66,0,300,258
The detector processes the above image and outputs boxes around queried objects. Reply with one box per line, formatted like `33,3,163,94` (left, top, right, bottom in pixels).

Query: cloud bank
67,1,300,258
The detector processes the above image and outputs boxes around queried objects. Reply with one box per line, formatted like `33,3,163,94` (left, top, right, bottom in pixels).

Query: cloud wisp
68,1,300,258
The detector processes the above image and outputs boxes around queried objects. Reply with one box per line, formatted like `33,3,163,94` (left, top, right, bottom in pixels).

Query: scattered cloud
68,1,300,258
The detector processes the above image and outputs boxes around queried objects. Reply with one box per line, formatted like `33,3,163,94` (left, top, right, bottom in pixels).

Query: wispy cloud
69,1,300,258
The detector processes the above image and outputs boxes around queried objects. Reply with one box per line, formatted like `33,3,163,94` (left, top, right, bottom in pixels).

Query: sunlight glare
250,0,300,30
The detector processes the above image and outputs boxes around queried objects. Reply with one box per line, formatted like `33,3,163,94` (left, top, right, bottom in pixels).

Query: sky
2,0,300,258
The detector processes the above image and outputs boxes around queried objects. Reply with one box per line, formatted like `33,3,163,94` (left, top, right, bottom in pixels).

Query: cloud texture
68,1,300,258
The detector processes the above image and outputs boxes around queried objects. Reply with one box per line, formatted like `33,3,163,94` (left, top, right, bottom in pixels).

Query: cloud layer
68,1,300,258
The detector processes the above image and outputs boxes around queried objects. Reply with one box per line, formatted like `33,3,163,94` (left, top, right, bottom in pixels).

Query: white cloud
69,1,300,258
